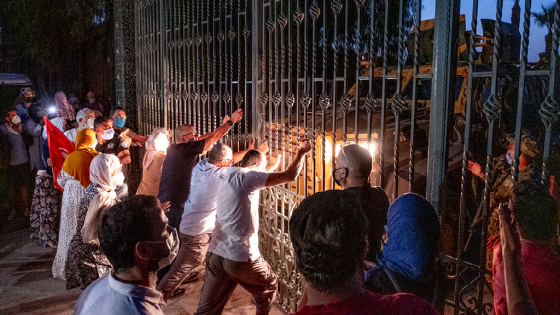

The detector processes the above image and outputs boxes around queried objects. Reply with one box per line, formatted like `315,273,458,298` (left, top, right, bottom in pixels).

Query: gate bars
131,0,560,313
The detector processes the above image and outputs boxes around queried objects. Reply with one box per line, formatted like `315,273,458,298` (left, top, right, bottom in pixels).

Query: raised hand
161,201,171,213
258,140,269,154
231,108,243,123
222,115,231,125
298,139,312,154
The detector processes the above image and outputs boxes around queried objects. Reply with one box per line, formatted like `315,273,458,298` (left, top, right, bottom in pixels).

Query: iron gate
129,0,560,313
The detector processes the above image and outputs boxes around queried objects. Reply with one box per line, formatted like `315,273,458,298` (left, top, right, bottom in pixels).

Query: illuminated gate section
129,0,560,313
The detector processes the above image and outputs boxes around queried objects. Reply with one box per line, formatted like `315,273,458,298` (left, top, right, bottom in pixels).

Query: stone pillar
114,0,137,131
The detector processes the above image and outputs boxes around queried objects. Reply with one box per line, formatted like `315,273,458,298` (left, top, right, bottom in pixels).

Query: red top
291,291,439,315
492,237,560,315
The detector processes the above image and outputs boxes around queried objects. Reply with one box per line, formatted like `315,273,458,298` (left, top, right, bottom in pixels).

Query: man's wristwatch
226,120,234,126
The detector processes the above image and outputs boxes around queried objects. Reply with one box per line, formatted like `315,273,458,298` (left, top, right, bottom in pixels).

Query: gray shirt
74,274,165,315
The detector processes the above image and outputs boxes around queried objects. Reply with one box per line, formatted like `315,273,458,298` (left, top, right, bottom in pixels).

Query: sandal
170,288,185,298
181,271,198,284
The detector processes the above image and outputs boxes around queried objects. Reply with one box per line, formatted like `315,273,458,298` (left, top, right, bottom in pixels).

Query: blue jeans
165,206,183,229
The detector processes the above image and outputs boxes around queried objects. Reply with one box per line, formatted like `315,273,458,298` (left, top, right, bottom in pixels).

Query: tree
532,3,556,54
0,0,113,99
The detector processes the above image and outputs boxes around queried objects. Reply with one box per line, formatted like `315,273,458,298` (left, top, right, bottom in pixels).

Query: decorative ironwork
131,0,560,313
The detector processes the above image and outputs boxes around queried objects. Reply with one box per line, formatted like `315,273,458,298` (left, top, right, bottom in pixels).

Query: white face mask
89,98,95,104
86,117,95,129
157,227,179,270
101,128,114,140
112,172,125,187
12,115,21,124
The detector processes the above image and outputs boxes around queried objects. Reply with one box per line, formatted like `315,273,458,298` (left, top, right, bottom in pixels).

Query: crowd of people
0,86,559,315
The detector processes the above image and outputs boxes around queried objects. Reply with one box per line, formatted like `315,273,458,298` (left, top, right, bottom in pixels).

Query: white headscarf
143,128,169,169
81,154,121,243
42,117,65,139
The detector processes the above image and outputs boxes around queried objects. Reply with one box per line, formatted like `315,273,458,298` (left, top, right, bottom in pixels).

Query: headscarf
43,117,65,139
62,129,98,188
81,154,121,243
143,127,169,169
54,91,75,121
376,193,441,282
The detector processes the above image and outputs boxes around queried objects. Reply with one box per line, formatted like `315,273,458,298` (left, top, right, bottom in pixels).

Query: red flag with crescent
44,117,75,191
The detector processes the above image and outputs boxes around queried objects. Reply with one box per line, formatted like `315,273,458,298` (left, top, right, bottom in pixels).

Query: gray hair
208,143,232,164
76,108,94,123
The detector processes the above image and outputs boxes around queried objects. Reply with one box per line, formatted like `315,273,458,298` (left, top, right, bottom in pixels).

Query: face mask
332,169,344,187
112,172,125,187
24,97,33,103
86,117,95,129
506,152,513,165
142,226,179,270
12,115,21,125
114,118,126,128
89,98,95,104
101,128,114,140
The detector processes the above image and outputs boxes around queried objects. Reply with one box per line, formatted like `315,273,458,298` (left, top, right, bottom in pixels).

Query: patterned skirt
29,173,61,248
65,234,112,290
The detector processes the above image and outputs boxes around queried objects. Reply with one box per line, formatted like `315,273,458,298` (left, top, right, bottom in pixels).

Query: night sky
421,0,554,62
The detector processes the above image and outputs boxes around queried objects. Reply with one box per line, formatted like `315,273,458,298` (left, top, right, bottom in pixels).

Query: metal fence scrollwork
130,0,560,313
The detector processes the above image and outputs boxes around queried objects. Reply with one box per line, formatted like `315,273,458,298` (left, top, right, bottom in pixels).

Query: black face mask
332,168,345,187
24,97,33,104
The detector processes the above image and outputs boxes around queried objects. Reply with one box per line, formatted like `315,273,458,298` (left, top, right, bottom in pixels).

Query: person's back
332,144,389,260
289,191,438,315
344,185,389,261
492,180,560,315
180,159,226,235
74,274,164,315
209,166,268,262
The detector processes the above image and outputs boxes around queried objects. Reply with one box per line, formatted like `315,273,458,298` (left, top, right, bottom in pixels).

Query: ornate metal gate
127,0,560,313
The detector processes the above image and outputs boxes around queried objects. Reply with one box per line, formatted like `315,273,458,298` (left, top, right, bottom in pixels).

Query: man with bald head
158,109,243,229
332,144,389,262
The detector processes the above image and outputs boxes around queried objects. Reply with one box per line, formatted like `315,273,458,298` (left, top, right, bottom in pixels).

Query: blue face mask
114,118,126,128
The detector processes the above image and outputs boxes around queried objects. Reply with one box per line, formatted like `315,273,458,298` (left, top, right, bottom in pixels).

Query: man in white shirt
157,141,268,300
194,140,312,315
75,195,172,315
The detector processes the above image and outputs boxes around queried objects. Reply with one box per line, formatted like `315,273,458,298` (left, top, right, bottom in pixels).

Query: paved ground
0,225,284,315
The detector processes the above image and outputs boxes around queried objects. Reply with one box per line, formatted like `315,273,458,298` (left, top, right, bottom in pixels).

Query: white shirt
180,159,228,236
208,167,269,262
64,128,78,144
74,274,165,315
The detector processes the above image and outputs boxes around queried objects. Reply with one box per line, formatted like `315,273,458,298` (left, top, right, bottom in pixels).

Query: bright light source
358,142,376,160
48,106,57,114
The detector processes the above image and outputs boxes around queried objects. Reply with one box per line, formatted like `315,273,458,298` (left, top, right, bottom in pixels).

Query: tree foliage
0,0,112,96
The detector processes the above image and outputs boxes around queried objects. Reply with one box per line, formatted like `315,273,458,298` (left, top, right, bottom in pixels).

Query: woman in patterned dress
65,154,123,290
52,129,98,279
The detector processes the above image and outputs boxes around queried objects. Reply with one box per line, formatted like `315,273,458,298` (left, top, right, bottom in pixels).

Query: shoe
170,288,185,298
181,271,198,284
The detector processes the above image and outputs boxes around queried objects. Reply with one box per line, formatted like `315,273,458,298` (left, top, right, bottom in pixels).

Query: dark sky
422,0,552,62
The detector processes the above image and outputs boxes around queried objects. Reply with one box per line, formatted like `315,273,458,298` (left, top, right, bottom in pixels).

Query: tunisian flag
44,117,75,191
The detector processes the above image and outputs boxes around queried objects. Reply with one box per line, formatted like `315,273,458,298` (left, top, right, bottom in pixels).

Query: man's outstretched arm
265,140,311,187
199,109,243,152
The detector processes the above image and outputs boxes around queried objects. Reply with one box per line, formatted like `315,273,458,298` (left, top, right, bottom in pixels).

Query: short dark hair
110,106,125,117
289,190,368,294
240,149,265,167
94,116,111,129
208,143,232,164
2,107,16,119
510,179,559,241
99,195,162,272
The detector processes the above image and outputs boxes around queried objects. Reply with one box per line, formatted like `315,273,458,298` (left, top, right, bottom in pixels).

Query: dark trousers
194,252,277,315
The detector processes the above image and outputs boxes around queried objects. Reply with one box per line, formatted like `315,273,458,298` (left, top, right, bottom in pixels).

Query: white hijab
42,117,65,139
143,128,169,169
81,154,121,243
